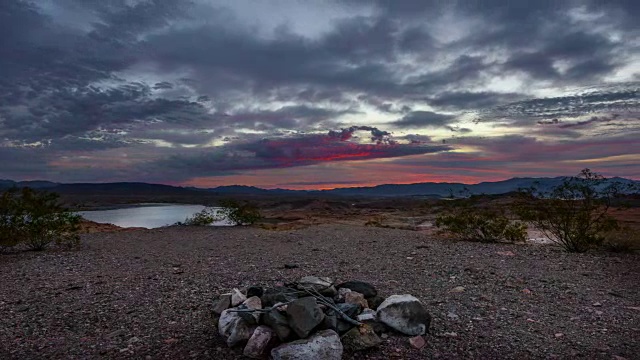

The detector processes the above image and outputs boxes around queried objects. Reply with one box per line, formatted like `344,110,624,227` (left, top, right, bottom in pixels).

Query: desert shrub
218,199,261,225
182,207,221,226
600,226,639,253
0,187,81,251
435,203,527,243
514,168,636,253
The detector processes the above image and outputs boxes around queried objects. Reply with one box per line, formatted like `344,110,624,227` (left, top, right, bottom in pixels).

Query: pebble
409,335,426,349
450,286,465,293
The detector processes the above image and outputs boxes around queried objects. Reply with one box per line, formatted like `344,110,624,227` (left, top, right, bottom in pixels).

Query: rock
284,264,299,269
263,309,292,341
296,276,337,297
237,296,262,325
286,297,325,338
592,302,602,307
336,288,352,302
261,287,298,308
247,286,264,298
243,325,276,358
219,297,262,347
271,330,343,360
447,312,459,321
336,281,378,298
344,291,369,309
231,288,247,307
367,295,386,310
212,294,232,315
450,286,465,293
340,324,382,352
409,335,426,349
357,308,376,322
376,295,431,336
321,312,338,331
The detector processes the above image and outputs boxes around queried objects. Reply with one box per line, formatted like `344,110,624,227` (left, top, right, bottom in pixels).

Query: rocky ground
1,224,639,359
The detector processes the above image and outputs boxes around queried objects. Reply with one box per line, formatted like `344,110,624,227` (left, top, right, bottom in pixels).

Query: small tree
514,169,631,252
182,207,221,226
435,196,527,243
0,187,81,251
218,199,261,225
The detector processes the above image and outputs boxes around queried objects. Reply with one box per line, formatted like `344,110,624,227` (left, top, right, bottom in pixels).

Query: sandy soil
1,224,639,359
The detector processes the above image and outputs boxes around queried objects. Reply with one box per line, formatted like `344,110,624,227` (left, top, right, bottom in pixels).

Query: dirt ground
1,224,638,359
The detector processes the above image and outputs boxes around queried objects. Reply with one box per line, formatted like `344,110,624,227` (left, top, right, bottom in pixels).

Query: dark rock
320,310,338,331
284,264,299,269
296,276,337,297
367,295,386,310
247,286,264,298
336,281,378,299
271,330,343,360
261,287,299,308
340,324,382,352
377,295,431,336
337,303,362,318
212,294,232,315
263,309,292,341
286,297,325,338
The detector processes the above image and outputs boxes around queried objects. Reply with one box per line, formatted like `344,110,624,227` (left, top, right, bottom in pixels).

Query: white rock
376,294,431,336
271,330,343,360
218,296,262,347
231,288,247,307
357,308,376,322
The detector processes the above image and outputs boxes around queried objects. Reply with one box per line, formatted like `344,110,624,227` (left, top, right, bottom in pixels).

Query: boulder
286,297,325,338
243,325,276,358
340,323,382,352
376,295,431,336
263,309,292,341
336,281,378,298
237,296,262,325
344,291,368,309
296,276,337,297
231,288,247,307
335,303,362,334
212,294,232,315
271,330,343,360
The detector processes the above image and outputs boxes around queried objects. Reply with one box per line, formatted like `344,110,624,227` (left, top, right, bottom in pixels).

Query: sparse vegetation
218,199,261,225
600,226,639,253
182,207,221,226
180,199,261,226
514,168,635,253
0,187,81,252
435,199,527,243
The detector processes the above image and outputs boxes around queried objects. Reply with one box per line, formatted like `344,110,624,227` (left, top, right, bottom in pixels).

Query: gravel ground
1,224,638,359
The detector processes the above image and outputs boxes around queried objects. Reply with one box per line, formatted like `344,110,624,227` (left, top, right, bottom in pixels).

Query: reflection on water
78,204,232,229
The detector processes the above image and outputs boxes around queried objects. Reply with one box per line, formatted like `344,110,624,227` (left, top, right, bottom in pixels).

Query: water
78,204,233,229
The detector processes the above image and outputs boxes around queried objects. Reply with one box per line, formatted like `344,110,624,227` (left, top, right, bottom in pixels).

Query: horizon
4,171,638,192
1,1,639,188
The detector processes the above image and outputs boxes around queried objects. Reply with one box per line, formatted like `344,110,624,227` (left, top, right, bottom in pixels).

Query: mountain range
1,177,638,198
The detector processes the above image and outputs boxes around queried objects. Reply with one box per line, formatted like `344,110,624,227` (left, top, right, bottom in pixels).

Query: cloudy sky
1,0,639,189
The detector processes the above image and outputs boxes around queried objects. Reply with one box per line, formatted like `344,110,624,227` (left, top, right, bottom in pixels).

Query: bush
0,187,81,251
600,226,639,253
514,168,634,253
182,207,221,226
218,199,261,225
435,202,527,243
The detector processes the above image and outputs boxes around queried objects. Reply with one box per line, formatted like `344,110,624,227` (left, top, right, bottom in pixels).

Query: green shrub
435,205,527,243
182,207,221,226
514,169,632,253
600,226,639,253
218,199,261,225
0,187,81,251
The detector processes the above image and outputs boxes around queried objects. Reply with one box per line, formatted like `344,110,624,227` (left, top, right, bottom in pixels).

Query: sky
1,0,639,189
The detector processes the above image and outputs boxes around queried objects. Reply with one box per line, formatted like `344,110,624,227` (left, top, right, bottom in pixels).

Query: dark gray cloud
393,111,456,128
0,0,638,183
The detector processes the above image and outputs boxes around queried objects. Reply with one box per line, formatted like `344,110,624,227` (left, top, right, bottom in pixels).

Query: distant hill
1,176,638,198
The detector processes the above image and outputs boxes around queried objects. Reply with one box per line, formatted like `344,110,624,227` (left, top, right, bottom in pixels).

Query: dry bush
601,226,640,253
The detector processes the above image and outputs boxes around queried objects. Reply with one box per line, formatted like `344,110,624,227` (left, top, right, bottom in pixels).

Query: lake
78,204,233,229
